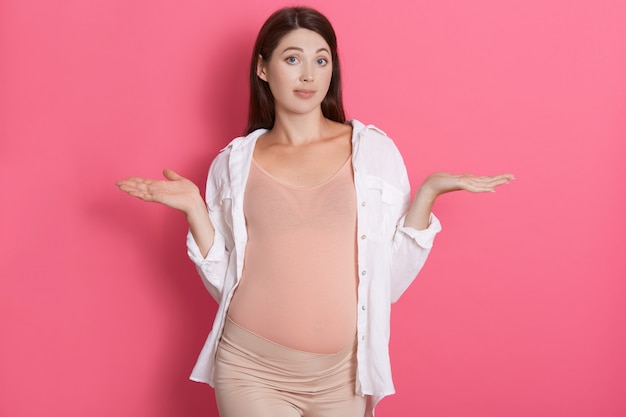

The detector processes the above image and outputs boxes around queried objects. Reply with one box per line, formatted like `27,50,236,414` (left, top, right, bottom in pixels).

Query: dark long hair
245,7,345,134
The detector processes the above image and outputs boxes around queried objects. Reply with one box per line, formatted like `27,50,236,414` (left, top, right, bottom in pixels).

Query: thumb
162,168,182,181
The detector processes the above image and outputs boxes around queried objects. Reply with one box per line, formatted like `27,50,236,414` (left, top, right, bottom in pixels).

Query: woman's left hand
419,172,515,198
404,172,515,230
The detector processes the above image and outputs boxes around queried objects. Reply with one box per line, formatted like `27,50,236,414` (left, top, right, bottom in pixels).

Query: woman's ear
256,55,268,82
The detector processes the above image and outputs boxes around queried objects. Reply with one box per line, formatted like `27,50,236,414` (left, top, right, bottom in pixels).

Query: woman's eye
317,58,328,65
286,56,298,64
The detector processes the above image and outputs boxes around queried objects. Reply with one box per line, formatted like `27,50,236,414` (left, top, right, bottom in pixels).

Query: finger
462,179,504,193
468,182,506,193
470,184,497,193
116,178,139,188
118,179,171,202
483,178,512,188
473,174,512,182
473,174,514,188
163,169,182,181
126,189,159,202
116,180,142,192
117,177,154,188
483,173,515,182
125,189,149,199
118,179,152,193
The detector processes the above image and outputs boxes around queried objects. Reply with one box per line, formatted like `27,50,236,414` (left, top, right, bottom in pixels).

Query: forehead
275,28,331,53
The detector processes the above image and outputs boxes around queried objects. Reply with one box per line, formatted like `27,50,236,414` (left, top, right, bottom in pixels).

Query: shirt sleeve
185,153,232,303
390,212,442,303
186,228,229,302
397,212,442,249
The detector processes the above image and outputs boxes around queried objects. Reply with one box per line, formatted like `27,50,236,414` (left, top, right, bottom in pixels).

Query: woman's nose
300,67,314,82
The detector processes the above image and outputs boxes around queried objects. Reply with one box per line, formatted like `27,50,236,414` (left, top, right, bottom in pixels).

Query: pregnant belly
227,275,358,354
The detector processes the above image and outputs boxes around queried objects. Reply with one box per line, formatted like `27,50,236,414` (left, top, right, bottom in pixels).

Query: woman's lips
294,90,315,99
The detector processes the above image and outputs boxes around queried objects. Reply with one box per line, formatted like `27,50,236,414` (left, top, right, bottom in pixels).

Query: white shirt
186,119,442,415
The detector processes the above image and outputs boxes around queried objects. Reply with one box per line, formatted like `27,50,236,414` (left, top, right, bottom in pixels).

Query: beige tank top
227,156,358,353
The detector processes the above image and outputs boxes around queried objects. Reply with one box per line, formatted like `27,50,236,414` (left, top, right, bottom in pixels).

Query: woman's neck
270,109,332,145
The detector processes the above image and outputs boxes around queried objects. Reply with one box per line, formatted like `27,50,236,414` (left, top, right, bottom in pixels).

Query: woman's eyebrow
281,47,330,54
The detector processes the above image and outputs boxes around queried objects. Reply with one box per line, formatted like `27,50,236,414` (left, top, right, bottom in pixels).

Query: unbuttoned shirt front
186,119,442,415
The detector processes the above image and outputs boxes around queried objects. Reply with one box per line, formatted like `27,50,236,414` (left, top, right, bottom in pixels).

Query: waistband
221,316,357,369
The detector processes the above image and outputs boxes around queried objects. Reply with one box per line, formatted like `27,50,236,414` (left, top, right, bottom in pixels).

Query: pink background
1,0,625,416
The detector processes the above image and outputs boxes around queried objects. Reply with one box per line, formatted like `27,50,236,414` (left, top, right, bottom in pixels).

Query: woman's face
257,28,333,117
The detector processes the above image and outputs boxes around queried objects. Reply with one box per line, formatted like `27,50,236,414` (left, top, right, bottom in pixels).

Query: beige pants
214,317,367,417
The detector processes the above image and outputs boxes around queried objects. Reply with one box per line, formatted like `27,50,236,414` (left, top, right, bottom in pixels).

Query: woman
117,6,513,417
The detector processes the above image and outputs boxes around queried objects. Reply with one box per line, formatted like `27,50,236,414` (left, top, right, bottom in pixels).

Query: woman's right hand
116,169,204,214
117,169,215,256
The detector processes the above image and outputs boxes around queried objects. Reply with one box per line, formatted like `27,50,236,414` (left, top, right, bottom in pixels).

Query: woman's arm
116,169,215,257
404,172,515,230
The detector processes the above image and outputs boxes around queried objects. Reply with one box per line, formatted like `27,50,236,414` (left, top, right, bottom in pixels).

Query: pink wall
1,0,625,416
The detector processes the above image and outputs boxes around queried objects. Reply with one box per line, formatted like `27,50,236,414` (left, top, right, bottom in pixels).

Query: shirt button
361,201,367,207
361,270,367,276
361,305,367,311
361,234,367,240
362,335,366,341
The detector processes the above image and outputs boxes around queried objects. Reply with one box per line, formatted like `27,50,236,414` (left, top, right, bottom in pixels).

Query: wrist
415,183,439,204
184,195,207,218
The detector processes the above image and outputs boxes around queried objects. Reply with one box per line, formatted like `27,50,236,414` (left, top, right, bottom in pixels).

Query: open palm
116,169,202,213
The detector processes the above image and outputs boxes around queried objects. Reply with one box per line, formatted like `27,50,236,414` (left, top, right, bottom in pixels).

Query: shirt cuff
397,212,442,249
186,229,226,265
